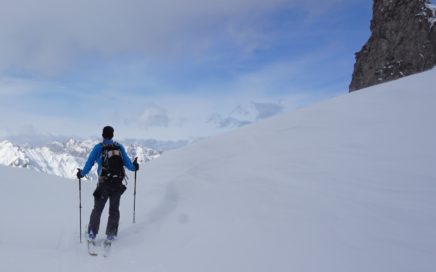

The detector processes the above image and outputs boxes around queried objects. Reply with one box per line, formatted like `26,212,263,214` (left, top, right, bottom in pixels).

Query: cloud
0,0,346,75
0,0,358,141
139,103,170,129
0,76,42,95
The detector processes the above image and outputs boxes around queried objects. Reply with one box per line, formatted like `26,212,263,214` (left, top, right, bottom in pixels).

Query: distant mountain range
0,138,163,180
208,102,284,128
0,102,285,180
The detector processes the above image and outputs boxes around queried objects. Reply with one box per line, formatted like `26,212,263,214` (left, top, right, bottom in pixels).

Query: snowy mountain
208,101,284,128
0,138,161,180
1,68,436,271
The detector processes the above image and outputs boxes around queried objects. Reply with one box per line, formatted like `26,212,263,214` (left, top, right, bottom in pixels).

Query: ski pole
133,158,138,224
78,172,82,244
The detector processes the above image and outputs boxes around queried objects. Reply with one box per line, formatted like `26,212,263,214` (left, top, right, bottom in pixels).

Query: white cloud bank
0,0,345,75
0,0,351,141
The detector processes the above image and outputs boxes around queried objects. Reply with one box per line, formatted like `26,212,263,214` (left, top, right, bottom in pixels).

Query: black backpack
101,142,125,181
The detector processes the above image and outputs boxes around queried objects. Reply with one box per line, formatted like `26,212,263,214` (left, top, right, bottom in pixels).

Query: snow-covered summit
0,140,29,167
208,101,284,128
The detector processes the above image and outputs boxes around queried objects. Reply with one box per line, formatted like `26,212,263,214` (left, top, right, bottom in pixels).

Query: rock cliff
349,0,436,92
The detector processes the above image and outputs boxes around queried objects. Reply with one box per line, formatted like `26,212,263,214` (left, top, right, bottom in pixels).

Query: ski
87,240,98,256
103,239,112,257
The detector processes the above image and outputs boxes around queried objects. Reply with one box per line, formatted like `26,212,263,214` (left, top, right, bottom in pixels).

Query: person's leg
88,187,109,238
106,190,122,237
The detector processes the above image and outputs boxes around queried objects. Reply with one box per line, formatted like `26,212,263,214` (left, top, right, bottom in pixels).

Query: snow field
1,68,436,271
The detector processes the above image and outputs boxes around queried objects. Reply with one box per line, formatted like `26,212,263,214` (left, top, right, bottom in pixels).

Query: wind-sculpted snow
0,139,161,180
1,69,436,271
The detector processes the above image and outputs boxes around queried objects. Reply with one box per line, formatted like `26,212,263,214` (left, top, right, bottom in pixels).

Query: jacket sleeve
81,144,101,177
120,144,136,172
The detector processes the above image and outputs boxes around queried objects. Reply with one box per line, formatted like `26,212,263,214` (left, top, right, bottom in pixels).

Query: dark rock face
349,0,436,92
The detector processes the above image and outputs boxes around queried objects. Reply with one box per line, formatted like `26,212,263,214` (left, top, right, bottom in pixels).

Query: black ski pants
88,180,126,237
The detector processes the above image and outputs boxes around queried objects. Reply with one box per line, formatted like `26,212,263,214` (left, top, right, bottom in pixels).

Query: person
77,126,139,243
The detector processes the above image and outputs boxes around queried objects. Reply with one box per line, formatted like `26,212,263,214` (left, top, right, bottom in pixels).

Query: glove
133,157,139,171
76,168,83,179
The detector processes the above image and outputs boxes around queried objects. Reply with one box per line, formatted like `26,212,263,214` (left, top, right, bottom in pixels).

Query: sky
0,0,372,141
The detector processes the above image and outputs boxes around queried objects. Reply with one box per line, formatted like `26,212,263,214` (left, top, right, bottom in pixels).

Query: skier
77,126,139,245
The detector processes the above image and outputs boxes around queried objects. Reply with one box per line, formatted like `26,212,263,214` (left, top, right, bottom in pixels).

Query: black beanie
102,126,114,139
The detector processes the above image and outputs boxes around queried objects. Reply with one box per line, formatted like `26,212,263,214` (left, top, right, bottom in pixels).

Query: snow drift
1,69,436,272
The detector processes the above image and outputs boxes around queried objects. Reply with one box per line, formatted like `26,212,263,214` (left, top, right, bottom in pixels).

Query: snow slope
1,69,436,271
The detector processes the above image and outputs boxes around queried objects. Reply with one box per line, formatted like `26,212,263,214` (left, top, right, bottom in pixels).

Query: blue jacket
81,139,136,177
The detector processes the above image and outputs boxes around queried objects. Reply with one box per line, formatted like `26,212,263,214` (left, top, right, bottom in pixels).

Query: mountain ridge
0,138,161,180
